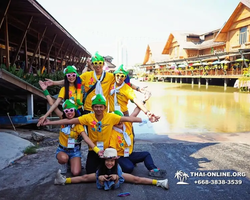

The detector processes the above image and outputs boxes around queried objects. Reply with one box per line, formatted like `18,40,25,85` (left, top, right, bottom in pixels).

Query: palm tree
175,170,189,184
174,170,183,181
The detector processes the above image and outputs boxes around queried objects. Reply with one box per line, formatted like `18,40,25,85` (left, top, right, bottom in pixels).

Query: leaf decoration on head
91,52,104,62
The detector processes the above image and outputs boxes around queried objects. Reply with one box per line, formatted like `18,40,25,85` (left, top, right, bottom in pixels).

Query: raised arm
38,117,80,126
119,116,143,123
38,97,62,126
39,80,63,117
44,78,64,86
132,97,149,115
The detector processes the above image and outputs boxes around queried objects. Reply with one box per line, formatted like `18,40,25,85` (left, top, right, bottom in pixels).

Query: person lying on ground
54,148,169,190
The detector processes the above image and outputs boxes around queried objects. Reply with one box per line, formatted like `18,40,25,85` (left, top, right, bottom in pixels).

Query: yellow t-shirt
59,124,84,147
109,122,134,156
58,85,83,108
78,112,121,150
109,83,136,112
80,71,115,111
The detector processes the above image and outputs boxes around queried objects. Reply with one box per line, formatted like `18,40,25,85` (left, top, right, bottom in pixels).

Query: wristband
43,89,50,96
136,86,140,91
143,101,146,104
93,146,100,154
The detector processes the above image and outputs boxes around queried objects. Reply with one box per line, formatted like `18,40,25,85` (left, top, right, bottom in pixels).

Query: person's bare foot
39,80,47,91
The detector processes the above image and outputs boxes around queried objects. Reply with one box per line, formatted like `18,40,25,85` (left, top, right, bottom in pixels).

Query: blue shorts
55,145,82,160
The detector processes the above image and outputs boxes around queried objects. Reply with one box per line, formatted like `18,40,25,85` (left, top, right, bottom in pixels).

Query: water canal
131,81,250,136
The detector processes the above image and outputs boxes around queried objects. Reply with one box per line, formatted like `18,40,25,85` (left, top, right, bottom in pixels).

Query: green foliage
23,145,39,154
0,64,64,96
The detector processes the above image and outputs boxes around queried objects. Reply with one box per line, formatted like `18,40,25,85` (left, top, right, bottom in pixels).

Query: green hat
114,64,128,76
62,99,78,111
63,65,79,76
91,94,106,106
114,110,124,116
92,52,105,62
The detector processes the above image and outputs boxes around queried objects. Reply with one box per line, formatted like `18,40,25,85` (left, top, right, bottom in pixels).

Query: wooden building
0,0,91,74
139,0,250,89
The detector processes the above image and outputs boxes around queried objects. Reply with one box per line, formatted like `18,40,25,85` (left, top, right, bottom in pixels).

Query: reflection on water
131,82,250,135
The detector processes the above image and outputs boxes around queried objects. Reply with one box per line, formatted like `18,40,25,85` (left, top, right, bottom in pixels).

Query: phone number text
194,179,242,185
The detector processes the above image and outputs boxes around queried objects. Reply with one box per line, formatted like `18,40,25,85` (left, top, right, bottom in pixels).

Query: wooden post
206,78,209,89
30,26,47,70
24,36,28,72
11,16,33,66
4,16,10,69
42,34,57,73
224,79,227,91
0,0,11,30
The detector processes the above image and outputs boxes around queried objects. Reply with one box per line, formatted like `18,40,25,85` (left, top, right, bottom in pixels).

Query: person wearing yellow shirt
44,52,151,114
39,94,158,174
37,65,84,126
109,108,166,178
109,64,153,117
52,99,101,176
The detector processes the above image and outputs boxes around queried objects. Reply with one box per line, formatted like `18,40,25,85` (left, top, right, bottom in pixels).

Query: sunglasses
66,73,76,78
116,74,126,78
92,61,104,66
97,121,102,132
64,108,74,114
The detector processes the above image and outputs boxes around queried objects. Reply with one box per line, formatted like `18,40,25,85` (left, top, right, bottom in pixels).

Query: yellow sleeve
80,73,86,85
126,86,136,100
58,87,65,99
75,124,85,134
110,113,121,125
78,115,88,125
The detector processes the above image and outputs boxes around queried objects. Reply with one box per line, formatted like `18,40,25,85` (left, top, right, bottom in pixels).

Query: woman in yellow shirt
38,65,84,126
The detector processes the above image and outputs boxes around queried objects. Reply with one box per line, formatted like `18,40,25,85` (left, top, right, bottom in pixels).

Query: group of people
37,52,169,190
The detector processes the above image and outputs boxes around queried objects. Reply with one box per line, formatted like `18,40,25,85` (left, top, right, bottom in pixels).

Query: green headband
62,99,78,111
114,110,124,116
92,52,105,62
114,64,128,76
91,94,106,106
63,65,79,76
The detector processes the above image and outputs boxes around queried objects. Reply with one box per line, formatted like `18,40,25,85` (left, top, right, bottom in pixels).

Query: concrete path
0,134,249,200
0,131,33,170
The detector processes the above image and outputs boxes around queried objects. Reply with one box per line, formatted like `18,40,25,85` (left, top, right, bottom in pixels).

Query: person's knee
122,165,134,173
71,169,81,176
57,154,69,164
133,176,141,184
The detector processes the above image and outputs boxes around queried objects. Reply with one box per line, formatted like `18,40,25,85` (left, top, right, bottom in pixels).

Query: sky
37,0,240,67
